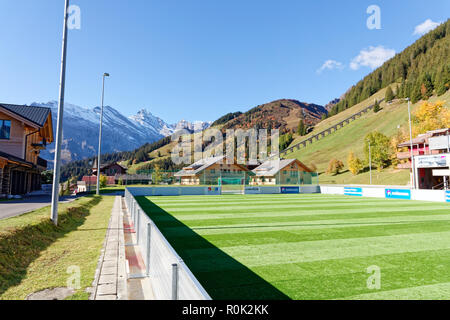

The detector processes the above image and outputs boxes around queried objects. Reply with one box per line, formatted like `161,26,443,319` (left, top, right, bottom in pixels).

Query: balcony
397,150,421,160
37,157,48,169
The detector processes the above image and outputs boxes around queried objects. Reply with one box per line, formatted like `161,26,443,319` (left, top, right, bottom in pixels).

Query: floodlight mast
50,0,70,226
96,73,110,195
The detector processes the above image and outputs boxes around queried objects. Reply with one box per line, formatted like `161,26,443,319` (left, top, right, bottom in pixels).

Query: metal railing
124,188,211,300
281,99,384,156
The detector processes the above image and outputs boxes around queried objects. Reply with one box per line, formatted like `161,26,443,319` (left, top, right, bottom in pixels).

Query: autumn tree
152,165,163,185
347,151,363,175
326,159,344,175
412,100,450,135
100,174,108,188
364,132,392,171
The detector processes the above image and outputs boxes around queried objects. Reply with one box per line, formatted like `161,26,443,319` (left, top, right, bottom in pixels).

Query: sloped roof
0,103,51,127
252,158,312,176
398,128,450,148
175,156,225,177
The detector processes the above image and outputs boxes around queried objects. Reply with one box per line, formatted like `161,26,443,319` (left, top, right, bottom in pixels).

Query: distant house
397,128,450,189
175,156,249,185
0,103,53,196
396,128,450,169
92,162,127,176
250,158,313,185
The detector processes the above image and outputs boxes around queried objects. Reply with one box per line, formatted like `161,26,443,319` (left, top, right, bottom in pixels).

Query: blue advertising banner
385,189,411,200
446,191,450,203
344,187,363,196
281,186,300,194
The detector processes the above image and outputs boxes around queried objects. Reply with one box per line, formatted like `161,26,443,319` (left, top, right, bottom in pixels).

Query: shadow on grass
0,196,102,297
137,197,290,300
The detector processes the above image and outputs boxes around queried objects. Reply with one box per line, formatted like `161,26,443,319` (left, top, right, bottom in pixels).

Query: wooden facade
0,104,53,197
93,162,128,176
250,159,313,185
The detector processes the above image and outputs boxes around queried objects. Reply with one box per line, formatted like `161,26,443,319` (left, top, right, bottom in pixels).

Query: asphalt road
0,191,125,221
0,195,76,220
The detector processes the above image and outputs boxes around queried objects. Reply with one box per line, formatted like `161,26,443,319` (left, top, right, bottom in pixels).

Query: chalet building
0,103,53,197
397,128,450,189
175,156,250,185
92,162,128,176
250,158,314,186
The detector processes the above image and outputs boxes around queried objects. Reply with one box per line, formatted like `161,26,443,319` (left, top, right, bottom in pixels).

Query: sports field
136,194,450,300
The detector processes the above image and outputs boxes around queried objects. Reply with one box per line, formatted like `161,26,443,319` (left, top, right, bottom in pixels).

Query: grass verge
0,195,115,300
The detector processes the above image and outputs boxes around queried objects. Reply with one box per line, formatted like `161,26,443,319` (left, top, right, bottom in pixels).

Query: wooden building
250,158,313,185
92,162,128,176
175,156,249,185
0,103,53,196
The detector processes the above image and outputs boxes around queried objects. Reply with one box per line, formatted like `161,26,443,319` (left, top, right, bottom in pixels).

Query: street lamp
96,73,110,195
406,98,416,189
51,0,70,226
369,141,372,185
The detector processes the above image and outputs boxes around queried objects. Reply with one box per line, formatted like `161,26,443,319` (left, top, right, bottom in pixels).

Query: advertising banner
245,187,261,194
281,186,300,194
385,189,411,200
344,187,363,196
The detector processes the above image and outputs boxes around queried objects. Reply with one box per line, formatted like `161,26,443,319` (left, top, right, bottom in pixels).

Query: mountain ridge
29,101,211,164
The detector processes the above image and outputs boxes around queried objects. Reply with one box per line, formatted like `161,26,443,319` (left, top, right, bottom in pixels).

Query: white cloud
413,19,441,36
350,46,396,70
316,60,344,74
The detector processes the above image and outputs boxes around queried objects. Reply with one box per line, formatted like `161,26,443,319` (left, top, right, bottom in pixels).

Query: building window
210,169,215,174
0,120,11,140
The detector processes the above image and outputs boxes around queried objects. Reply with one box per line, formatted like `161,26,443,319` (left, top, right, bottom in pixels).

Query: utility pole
51,0,70,226
96,73,110,195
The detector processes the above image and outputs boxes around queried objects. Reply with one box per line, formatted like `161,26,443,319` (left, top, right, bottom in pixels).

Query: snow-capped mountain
172,119,212,133
30,101,210,164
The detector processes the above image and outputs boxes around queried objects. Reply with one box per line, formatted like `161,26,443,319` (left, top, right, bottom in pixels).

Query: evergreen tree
373,100,381,113
420,73,434,99
385,86,395,102
411,80,422,103
297,120,306,136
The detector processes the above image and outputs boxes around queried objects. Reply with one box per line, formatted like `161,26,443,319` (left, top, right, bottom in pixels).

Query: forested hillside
328,19,450,116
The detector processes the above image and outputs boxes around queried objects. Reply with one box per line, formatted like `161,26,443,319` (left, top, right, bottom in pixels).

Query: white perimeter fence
124,187,212,300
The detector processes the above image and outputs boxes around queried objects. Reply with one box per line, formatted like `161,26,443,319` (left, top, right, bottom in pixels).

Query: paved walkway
91,196,154,300
91,196,127,300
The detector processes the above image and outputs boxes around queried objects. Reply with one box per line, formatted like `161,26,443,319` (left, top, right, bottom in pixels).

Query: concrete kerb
90,196,128,300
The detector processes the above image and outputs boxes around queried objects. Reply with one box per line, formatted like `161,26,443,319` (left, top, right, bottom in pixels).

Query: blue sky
0,1,448,123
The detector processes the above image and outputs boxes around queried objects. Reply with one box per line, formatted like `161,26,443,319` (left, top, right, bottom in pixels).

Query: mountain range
30,101,211,165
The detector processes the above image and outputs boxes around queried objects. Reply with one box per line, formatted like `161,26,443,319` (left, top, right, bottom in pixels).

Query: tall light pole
51,0,70,226
96,73,110,195
407,98,416,189
369,141,372,185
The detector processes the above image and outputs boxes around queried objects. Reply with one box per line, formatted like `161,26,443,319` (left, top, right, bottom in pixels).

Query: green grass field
137,194,450,300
